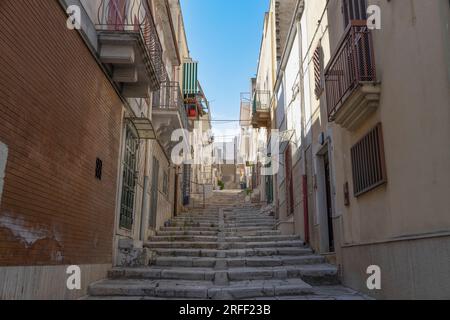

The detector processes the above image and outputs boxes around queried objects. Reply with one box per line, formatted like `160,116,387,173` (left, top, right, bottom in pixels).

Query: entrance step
152,255,325,268
88,278,314,299
106,265,338,284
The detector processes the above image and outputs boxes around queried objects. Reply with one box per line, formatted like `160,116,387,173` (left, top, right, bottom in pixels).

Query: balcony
96,0,165,98
152,81,189,156
325,21,381,131
251,90,271,129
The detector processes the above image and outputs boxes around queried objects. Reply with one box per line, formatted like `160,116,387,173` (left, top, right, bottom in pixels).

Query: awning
126,117,157,140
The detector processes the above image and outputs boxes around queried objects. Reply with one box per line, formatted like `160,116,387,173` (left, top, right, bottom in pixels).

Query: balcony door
342,0,367,27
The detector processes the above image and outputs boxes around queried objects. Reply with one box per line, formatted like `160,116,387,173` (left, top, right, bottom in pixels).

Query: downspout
296,5,309,243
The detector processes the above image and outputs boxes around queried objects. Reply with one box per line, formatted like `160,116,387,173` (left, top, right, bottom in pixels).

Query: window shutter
313,44,324,99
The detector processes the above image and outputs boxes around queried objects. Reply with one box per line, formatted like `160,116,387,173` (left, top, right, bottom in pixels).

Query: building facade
247,0,450,299
0,0,206,299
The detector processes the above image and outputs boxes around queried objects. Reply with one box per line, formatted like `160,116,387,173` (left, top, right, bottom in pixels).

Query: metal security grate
343,0,368,27
120,126,138,230
351,123,387,197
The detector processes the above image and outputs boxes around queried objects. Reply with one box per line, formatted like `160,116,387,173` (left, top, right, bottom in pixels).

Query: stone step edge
88,279,314,299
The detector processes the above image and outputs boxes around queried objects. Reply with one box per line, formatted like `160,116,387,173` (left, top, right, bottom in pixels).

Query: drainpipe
139,97,152,242
296,8,309,241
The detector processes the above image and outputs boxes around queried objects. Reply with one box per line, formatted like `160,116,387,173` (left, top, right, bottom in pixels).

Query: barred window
351,123,387,197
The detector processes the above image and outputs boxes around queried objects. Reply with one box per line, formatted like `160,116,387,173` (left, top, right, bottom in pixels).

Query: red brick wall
0,0,123,266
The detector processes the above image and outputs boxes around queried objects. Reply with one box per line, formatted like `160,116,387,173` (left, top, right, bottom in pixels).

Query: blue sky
180,0,270,140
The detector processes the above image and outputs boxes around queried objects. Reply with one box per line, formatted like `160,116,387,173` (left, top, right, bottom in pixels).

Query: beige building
250,0,450,299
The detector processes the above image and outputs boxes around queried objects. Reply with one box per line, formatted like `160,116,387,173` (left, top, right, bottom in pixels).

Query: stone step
224,235,300,242
145,240,303,250
145,241,219,249
224,220,275,225
172,216,219,220
155,230,281,237
106,265,338,284
223,226,276,232
156,230,218,237
224,240,305,249
88,279,313,299
152,255,325,268
160,226,220,232
151,247,314,258
224,222,276,228
170,218,219,225
149,235,218,242
222,230,281,237
169,222,219,228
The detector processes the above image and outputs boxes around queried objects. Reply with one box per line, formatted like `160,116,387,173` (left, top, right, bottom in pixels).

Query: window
313,44,325,99
343,0,368,27
351,123,387,197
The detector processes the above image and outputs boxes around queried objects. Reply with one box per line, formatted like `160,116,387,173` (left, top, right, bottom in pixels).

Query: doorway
149,156,159,228
323,152,335,252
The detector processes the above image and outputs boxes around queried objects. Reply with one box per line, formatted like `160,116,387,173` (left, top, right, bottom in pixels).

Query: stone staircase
87,191,366,300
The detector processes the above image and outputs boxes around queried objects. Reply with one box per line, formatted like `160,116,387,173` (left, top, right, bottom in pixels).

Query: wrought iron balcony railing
152,81,189,129
97,0,166,86
252,90,271,114
325,21,377,121
251,90,271,128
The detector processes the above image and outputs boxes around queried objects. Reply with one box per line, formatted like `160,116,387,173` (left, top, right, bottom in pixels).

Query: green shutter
183,61,198,95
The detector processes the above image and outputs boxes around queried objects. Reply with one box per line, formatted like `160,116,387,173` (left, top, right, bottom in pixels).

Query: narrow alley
87,191,368,300
0,0,449,303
